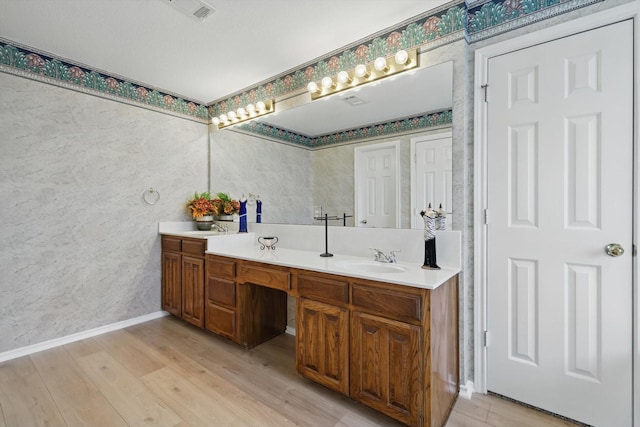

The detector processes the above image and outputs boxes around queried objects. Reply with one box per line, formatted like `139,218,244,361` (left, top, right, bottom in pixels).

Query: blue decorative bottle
256,198,262,223
239,196,248,233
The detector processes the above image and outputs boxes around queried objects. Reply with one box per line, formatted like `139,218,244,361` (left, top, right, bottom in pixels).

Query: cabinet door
161,252,182,317
351,311,422,426
181,255,205,328
296,298,349,395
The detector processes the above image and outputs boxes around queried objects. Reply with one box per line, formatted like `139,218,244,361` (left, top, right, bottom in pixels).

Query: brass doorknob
605,243,624,257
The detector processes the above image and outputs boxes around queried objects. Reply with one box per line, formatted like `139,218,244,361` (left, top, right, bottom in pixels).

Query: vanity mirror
210,60,454,229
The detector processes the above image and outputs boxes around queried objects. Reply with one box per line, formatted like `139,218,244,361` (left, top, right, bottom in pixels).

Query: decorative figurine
239,195,248,233
420,204,441,270
436,203,447,230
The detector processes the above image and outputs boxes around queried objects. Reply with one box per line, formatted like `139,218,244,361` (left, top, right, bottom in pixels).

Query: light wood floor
0,316,582,427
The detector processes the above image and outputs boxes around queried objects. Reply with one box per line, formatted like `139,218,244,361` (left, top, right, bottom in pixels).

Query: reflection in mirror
209,61,453,229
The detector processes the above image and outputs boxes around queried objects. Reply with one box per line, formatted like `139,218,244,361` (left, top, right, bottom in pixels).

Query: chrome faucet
211,223,228,234
370,248,400,263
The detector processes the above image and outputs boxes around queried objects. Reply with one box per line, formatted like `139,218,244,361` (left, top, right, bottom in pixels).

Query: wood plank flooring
0,316,581,427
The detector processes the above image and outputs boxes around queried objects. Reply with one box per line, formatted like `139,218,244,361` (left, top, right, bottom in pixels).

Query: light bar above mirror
306,48,418,101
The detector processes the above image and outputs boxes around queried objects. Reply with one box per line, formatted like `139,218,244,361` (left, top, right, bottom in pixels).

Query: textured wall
0,73,208,353
210,129,313,225
311,143,356,226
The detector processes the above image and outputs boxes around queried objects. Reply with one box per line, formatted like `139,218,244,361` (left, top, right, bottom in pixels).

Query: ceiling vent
341,96,367,106
164,0,215,21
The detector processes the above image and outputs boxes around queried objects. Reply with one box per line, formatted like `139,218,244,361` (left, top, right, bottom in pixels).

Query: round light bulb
355,64,368,78
228,111,237,120
374,57,388,71
237,107,247,118
394,50,409,65
220,114,228,123
256,101,266,112
211,117,220,126
246,104,255,114
321,76,334,89
307,81,319,93
337,71,351,84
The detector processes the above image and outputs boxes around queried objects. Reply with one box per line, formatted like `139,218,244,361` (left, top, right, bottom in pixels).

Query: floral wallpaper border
466,0,603,42
237,109,453,149
0,0,600,132
215,0,600,147
0,38,209,123
208,3,467,118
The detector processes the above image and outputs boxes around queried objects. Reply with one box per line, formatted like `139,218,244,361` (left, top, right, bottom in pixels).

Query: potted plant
186,191,216,230
211,192,240,220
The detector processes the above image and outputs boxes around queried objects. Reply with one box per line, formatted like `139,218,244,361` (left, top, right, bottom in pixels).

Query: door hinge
481,84,489,102
483,330,490,347
633,244,637,257
484,209,489,224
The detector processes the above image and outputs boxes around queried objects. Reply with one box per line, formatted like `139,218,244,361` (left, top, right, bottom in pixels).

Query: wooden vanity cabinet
295,273,350,395
161,244,459,427
161,236,206,328
351,276,459,427
350,280,424,425
205,255,238,340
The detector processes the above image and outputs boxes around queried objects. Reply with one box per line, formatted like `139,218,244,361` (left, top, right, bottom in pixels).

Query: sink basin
181,230,224,236
334,260,408,274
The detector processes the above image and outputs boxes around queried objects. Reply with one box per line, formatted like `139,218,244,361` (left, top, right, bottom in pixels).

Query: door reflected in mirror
210,61,454,229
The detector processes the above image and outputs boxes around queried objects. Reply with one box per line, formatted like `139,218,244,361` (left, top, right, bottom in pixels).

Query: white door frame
410,129,452,229
473,3,640,423
354,140,401,228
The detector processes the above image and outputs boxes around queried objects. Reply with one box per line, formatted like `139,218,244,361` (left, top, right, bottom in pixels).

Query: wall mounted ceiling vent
164,0,215,21
341,96,367,106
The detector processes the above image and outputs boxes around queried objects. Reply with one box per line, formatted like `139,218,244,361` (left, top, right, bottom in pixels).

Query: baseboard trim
285,326,296,336
459,380,475,399
0,311,170,363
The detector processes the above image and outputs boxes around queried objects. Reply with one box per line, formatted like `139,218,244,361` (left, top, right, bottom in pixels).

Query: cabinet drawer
162,236,182,253
207,256,236,280
205,303,236,340
297,274,348,306
352,283,421,323
207,277,236,308
182,239,206,257
239,262,290,291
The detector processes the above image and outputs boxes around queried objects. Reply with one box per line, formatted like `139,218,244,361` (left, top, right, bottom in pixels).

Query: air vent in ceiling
341,95,367,106
165,0,214,21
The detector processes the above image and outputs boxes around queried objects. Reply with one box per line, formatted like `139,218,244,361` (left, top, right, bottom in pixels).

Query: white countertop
205,244,459,290
160,230,226,239
158,224,459,290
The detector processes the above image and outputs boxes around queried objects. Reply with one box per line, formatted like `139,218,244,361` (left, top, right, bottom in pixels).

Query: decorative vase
256,199,262,223
196,215,214,230
215,214,234,221
239,197,248,233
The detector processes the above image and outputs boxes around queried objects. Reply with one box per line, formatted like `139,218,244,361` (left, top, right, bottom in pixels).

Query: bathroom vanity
160,230,459,427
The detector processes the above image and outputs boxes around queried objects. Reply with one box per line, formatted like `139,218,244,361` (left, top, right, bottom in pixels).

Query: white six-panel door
412,132,452,229
486,20,633,426
355,142,399,228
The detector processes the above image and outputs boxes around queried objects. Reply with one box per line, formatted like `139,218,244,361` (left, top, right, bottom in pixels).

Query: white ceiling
0,0,451,104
